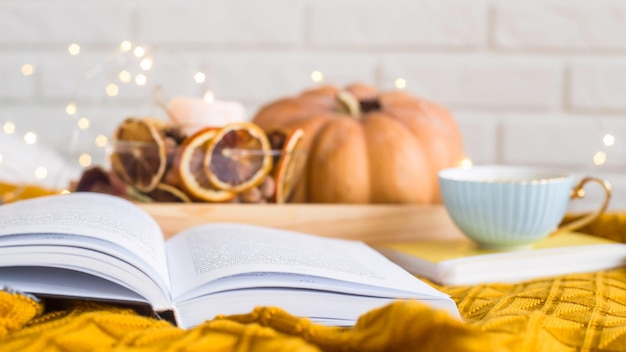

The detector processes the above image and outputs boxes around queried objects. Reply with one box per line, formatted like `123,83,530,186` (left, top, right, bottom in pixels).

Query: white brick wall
569,59,626,110
0,2,133,45
381,55,563,109
137,1,302,46
1,0,626,210
309,0,488,48
493,0,626,50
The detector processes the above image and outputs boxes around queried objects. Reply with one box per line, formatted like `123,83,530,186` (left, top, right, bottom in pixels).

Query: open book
0,193,459,328
375,233,626,286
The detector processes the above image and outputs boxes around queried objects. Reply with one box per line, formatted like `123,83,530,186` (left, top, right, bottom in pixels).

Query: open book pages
0,193,460,328
375,233,626,286
0,192,172,309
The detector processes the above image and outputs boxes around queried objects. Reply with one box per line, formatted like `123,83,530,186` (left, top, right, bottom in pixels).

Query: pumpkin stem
337,91,382,118
336,91,362,118
359,99,382,113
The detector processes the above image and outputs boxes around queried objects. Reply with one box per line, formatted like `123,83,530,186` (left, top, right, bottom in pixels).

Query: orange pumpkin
252,84,465,204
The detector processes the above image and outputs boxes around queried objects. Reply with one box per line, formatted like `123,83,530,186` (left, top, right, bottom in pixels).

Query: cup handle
553,177,612,235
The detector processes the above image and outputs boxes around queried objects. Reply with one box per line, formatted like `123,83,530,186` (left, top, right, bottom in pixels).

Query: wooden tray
139,203,464,244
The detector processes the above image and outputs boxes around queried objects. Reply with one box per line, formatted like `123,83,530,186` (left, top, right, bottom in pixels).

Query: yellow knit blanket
1,214,626,351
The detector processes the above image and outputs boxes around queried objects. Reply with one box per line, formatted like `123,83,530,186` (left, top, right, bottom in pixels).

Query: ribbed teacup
439,165,611,249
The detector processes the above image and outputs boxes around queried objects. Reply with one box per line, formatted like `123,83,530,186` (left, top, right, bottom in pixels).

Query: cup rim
438,165,573,184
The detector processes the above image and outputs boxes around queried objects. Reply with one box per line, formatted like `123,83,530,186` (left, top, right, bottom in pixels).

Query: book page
0,193,170,291
166,223,446,300
0,244,172,309
0,266,146,303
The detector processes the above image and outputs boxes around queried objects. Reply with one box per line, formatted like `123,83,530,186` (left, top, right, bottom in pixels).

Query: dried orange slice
205,122,273,193
110,118,167,192
148,183,192,203
175,127,236,202
273,128,305,204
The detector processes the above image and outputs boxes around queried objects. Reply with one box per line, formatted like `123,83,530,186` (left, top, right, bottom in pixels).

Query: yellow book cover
375,233,626,286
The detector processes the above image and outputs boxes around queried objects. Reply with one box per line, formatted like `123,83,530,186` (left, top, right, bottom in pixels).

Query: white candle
167,96,246,136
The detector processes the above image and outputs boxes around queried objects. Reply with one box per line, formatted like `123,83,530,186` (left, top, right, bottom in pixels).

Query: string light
61,189,71,194
3,121,16,134
603,134,615,147
120,41,132,52
204,90,215,103
593,151,607,166
68,43,81,56
133,46,146,58
77,117,90,130
94,134,108,147
24,132,37,145
66,102,77,115
140,57,153,71
194,72,206,83
460,158,473,169
6,40,163,188
34,166,48,180
311,70,323,83
78,153,92,167
106,83,119,96
135,74,147,86
21,64,35,76
395,78,407,90
118,70,131,83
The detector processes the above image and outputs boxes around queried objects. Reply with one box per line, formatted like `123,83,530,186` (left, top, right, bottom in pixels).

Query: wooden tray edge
139,203,464,244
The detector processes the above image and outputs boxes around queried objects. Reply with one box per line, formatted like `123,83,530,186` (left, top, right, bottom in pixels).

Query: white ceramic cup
438,165,611,249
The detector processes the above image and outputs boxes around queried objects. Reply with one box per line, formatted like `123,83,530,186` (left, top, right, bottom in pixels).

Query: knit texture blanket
1,213,626,351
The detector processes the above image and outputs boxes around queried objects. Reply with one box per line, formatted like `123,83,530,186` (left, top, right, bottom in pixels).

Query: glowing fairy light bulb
68,43,81,56
460,158,473,169
21,64,35,76
203,90,215,103
593,151,607,166
34,166,48,180
140,57,153,71
133,46,146,58
79,153,92,167
77,117,90,130
61,190,71,194
3,121,16,134
135,74,147,86
120,41,132,52
194,72,206,83
106,83,119,96
24,132,37,145
311,70,323,83
94,134,108,147
118,70,131,83
395,78,407,90
603,134,615,147
66,102,77,115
